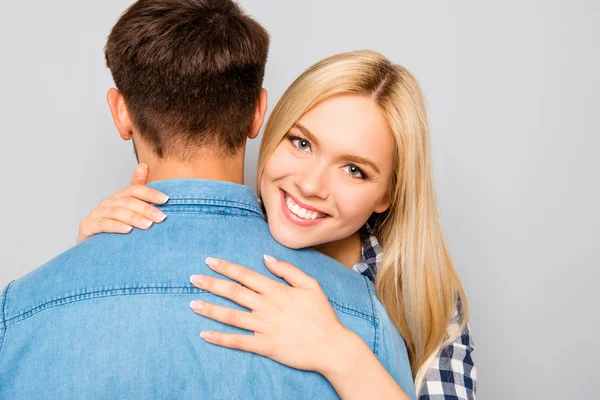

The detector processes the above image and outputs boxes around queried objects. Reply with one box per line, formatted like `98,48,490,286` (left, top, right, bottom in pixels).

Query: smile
280,190,329,226
285,194,327,220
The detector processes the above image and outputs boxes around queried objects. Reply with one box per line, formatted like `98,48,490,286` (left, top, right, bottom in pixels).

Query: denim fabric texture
0,179,415,400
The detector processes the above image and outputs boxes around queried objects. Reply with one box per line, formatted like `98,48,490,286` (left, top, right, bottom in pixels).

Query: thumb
263,255,318,289
131,163,149,185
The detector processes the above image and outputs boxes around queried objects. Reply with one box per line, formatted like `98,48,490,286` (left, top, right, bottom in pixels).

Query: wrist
319,327,365,380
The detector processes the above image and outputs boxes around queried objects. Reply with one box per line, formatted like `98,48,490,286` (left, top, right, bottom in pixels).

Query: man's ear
248,88,268,139
106,88,134,141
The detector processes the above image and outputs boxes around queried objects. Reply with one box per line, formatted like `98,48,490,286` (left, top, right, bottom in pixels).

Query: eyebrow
292,123,320,146
292,123,381,174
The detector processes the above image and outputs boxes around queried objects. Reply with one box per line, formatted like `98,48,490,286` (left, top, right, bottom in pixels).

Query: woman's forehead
296,94,395,160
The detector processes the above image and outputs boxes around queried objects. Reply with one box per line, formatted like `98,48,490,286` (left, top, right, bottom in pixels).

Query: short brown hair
105,0,270,158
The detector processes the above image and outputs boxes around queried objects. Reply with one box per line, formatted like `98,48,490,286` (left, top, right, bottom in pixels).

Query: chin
269,227,307,249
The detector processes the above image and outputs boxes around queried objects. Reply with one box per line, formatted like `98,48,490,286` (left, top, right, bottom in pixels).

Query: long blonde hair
256,50,468,393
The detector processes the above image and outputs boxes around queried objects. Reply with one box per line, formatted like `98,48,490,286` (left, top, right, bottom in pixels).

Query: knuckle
144,205,157,215
226,310,240,325
109,220,122,230
202,277,214,291
230,284,243,302
120,197,135,207
107,206,124,219
201,303,213,316
231,335,244,349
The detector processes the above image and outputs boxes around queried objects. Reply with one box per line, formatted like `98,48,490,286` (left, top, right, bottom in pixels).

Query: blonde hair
256,50,468,394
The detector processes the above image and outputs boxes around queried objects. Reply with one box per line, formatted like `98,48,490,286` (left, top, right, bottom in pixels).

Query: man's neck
142,150,246,185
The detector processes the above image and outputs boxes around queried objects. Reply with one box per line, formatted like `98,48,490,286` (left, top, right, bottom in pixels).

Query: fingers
190,300,265,333
78,217,133,242
130,164,149,186
91,197,166,226
190,274,262,310
199,331,267,355
113,183,168,205
203,257,283,294
263,255,319,289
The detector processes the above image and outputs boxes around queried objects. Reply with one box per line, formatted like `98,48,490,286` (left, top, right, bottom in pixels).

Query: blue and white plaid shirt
353,223,477,400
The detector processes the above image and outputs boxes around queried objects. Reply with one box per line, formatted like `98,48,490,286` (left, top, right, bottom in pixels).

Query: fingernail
200,331,212,339
205,257,219,268
190,300,204,310
264,254,277,263
153,211,167,221
122,225,133,233
190,275,204,285
138,163,148,170
156,193,169,203
140,218,153,227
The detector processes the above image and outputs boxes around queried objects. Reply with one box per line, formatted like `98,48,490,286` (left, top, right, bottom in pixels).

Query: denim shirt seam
328,299,377,324
6,286,380,329
159,210,263,219
0,280,14,357
160,198,262,216
364,276,380,357
5,286,209,327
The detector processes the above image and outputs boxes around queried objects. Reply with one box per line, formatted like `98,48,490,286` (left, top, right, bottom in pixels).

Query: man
0,1,415,398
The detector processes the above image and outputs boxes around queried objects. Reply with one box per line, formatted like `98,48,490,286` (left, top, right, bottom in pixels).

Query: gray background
1,0,598,398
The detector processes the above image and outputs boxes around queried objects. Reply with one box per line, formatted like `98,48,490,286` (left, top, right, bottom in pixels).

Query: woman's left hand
189,255,354,375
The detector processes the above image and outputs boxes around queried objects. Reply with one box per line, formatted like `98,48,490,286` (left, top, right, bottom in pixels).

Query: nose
294,163,329,200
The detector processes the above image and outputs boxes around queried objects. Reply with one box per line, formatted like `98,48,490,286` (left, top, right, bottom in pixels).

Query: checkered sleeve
418,309,477,400
354,223,477,399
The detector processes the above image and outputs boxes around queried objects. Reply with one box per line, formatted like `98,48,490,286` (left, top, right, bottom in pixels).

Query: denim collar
146,178,264,218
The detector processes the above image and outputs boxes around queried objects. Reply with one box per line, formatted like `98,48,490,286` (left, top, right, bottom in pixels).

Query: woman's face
260,94,396,249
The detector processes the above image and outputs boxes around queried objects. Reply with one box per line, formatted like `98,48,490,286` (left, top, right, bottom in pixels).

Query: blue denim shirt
0,179,415,400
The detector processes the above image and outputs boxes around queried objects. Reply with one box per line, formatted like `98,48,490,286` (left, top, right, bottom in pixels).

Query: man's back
0,179,415,399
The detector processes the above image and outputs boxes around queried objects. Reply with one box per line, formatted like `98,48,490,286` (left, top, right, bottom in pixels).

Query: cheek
263,146,293,181
334,184,385,221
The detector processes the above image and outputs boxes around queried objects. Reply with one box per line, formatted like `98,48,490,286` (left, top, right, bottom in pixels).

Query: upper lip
283,190,328,216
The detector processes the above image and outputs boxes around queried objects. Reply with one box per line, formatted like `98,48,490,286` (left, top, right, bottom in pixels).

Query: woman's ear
106,88,134,141
373,190,392,214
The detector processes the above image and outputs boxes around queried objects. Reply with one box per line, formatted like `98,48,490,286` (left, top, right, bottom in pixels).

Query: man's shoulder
2,233,137,324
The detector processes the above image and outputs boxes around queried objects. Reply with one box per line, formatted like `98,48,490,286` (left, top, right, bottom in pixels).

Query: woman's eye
343,164,366,179
290,137,312,152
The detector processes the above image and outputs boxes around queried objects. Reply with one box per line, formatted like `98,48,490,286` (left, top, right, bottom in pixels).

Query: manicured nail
205,257,219,268
138,163,148,170
264,254,277,263
140,218,153,227
156,193,169,203
200,331,212,339
153,211,167,221
190,300,204,310
121,226,133,233
190,275,204,285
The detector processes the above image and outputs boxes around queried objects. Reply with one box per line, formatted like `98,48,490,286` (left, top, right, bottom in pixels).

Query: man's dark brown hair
105,0,270,158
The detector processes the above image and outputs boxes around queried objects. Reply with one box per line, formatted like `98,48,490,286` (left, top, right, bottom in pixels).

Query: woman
78,50,476,399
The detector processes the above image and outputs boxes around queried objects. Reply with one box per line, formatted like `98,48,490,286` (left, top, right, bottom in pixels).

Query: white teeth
284,194,324,221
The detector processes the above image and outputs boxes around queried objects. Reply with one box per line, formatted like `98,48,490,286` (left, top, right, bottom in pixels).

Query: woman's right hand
76,164,169,244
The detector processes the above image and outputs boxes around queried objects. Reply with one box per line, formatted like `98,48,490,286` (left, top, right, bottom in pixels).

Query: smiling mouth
283,192,328,221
